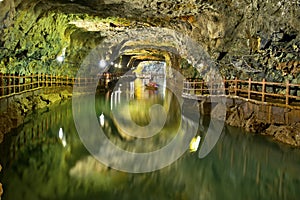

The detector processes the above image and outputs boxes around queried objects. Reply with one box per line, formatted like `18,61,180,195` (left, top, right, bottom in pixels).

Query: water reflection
72,74,199,172
0,94,300,199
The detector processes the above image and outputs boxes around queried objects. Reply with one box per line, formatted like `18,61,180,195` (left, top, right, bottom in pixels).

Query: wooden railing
0,72,121,99
183,77,300,106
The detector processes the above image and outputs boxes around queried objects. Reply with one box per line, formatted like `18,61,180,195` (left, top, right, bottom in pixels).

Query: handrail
0,73,122,99
183,77,300,106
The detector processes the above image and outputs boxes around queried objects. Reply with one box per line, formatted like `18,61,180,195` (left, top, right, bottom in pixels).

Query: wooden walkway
183,78,300,108
0,73,121,99
1,73,300,108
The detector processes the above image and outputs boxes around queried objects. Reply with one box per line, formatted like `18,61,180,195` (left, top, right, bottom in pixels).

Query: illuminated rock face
0,0,299,81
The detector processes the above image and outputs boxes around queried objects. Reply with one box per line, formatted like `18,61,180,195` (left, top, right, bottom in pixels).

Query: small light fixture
56,47,66,63
56,56,64,63
99,59,107,68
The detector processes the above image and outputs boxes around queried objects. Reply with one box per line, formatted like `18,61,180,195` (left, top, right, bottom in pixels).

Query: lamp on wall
56,47,66,63
99,59,107,68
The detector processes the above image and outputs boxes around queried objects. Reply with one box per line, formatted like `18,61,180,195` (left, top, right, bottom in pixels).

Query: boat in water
145,82,158,90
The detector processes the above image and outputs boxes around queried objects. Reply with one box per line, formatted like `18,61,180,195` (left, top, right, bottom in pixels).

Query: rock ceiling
0,0,299,81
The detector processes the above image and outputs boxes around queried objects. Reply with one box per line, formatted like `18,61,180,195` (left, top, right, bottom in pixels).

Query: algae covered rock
265,123,300,146
40,93,61,104
60,90,72,99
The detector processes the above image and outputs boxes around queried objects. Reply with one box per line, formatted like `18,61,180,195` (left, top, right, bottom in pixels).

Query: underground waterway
1,78,300,200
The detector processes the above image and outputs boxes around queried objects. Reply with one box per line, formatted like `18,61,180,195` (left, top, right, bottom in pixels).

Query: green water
1,90,300,200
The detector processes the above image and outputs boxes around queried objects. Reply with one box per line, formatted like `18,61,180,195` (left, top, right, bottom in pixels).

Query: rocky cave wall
0,0,299,82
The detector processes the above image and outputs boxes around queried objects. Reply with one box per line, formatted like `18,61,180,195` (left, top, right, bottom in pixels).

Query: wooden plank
22,74,25,91
30,73,33,89
18,73,21,92
37,73,40,87
253,81,283,86
12,74,16,94
7,74,10,96
50,74,53,86
200,81,204,95
234,77,238,96
248,78,251,99
262,78,266,102
264,93,285,98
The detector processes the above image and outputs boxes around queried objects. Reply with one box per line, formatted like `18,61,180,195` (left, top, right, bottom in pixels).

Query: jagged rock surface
0,0,299,82
0,88,72,142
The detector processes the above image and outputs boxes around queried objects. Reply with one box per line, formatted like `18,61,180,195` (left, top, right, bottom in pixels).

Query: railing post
200,80,204,95
14,73,17,93
23,74,25,91
248,78,251,99
12,73,15,94
223,79,226,95
0,73,3,96
189,80,192,95
30,73,33,89
18,73,21,92
41,73,43,87
286,80,289,105
262,78,266,102
11,74,15,94
210,78,213,95
55,74,57,87
234,77,238,96
194,79,197,95
37,73,40,88
7,74,10,95
85,75,87,87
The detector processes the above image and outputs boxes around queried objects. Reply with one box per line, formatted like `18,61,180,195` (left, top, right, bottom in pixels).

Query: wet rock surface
265,123,300,146
225,101,300,147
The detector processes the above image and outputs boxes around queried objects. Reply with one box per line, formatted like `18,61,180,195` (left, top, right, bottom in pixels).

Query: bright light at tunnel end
72,27,226,173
